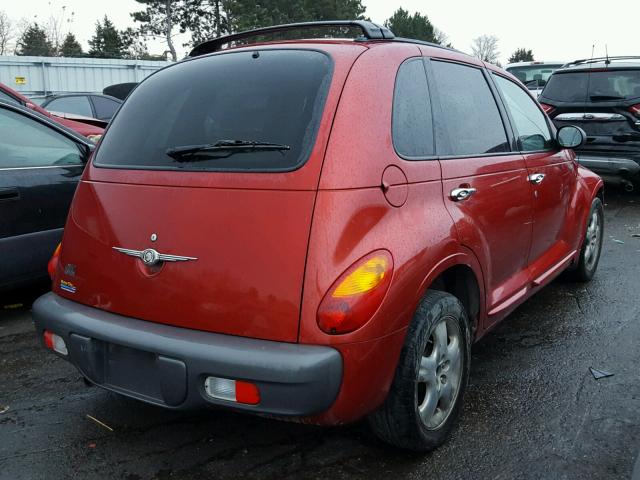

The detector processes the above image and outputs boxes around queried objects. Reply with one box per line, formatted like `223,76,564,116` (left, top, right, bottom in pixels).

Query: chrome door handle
450,187,477,202
528,173,546,185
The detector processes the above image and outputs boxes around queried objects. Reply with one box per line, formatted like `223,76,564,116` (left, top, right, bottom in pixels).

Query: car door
491,73,578,280
427,59,534,324
0,104,88,289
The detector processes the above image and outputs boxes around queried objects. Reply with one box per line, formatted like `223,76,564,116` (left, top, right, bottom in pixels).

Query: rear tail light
628,104,640,117
540,103,556,116
47,243,62,280
204,377,260,405
317,251,393,335
43,330,68,355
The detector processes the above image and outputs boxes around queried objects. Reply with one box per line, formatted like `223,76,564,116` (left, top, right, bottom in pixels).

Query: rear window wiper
166,139,291,162
589,95,625,101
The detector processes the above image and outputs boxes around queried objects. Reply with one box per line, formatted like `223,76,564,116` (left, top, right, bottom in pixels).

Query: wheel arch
416,250,486,340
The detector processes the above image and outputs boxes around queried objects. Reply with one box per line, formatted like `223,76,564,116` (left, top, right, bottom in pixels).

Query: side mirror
557,125,587,149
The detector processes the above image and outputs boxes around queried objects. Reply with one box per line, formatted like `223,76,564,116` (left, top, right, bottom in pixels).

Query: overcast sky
2,0,638,63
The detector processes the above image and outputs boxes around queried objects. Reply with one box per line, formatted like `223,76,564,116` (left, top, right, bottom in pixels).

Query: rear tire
369,290,471,451
566,197,604,282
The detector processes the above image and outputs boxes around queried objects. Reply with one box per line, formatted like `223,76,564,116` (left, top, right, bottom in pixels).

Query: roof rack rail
392,37,461,54
564,56,640,67
189,20,395,57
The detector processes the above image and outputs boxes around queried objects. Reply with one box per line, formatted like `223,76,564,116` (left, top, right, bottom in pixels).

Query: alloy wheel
416,316,463,430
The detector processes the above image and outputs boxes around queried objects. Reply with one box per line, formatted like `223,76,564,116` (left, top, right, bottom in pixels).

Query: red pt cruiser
34,21,604,451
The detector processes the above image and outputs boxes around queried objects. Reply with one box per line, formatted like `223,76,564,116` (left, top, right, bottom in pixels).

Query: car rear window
543,69,640,102
506,64,563,90
93,49,333,172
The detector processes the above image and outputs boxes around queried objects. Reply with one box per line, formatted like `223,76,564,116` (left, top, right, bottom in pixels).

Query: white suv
505,61,564,97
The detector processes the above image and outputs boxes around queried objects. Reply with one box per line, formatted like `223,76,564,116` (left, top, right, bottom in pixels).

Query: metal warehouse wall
0,56,170,96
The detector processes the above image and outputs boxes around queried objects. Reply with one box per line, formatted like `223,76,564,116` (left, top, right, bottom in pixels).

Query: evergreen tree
384,8,438,44
60,32,83,57
131,0,367,54
227,0,365,32
508,48,534,63
88,16,126,58
132,0,181,61
16,23,55,56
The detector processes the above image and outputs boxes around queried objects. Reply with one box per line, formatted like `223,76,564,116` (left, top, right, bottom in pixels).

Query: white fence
0,56,171,96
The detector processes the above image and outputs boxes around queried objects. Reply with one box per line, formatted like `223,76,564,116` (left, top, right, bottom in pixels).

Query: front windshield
506,65,563,90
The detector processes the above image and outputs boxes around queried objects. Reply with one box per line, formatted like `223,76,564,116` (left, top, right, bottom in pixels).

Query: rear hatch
55,46,355,343
540,68,640,156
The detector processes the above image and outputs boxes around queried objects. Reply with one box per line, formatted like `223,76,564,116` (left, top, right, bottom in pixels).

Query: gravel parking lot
1,192,639,480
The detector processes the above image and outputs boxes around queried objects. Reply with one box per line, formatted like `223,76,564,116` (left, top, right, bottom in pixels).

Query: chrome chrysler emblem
112,246,197,266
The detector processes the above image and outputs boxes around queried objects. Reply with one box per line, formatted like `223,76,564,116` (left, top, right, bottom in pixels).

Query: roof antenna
605,44,610,65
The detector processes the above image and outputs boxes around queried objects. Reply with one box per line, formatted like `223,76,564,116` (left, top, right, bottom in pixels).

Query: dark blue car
0,100,93,291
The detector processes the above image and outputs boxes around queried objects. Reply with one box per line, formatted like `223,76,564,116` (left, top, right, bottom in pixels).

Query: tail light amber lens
317,251,393,335
47,243,62,280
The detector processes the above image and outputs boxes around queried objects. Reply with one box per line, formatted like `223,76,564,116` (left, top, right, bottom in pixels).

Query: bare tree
0,11,14,55
433,27,450,48
471,34,500,64
45,3,76,54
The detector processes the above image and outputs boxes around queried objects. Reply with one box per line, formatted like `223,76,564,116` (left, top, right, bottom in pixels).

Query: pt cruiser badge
112,247,197,266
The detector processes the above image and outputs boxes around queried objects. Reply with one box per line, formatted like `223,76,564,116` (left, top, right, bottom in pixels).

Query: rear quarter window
94,49,333,172
92,96,120,120
392,58,434,158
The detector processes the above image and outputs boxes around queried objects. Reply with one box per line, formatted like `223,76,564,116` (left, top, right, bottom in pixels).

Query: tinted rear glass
92,96,120,119
506,65,562,89
46,96,93,117
431,61,509,156
392,58,434,158
94,49,333,171
544,69,640,102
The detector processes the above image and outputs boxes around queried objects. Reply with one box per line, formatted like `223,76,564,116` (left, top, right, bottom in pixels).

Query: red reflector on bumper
204,376,261,405
235,380,260,405
43,330,68,355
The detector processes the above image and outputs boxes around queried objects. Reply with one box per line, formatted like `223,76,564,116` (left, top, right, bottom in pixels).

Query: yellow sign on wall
14,76,26,85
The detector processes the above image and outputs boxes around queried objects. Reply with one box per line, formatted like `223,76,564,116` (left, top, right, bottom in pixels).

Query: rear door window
94,50,333,172
46,96,93,117
431,61,510,156
392,58,434,158
493,74,553,151
544,70,640,102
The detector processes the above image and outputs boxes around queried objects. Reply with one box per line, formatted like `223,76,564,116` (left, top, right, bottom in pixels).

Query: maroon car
0,82,104,139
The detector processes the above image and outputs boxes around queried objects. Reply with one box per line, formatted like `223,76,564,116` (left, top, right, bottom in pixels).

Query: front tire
567,197,604,282
369,290,471,451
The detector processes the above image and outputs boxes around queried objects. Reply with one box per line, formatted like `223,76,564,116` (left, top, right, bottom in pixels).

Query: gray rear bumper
576,154,640,180
33,292,342,416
